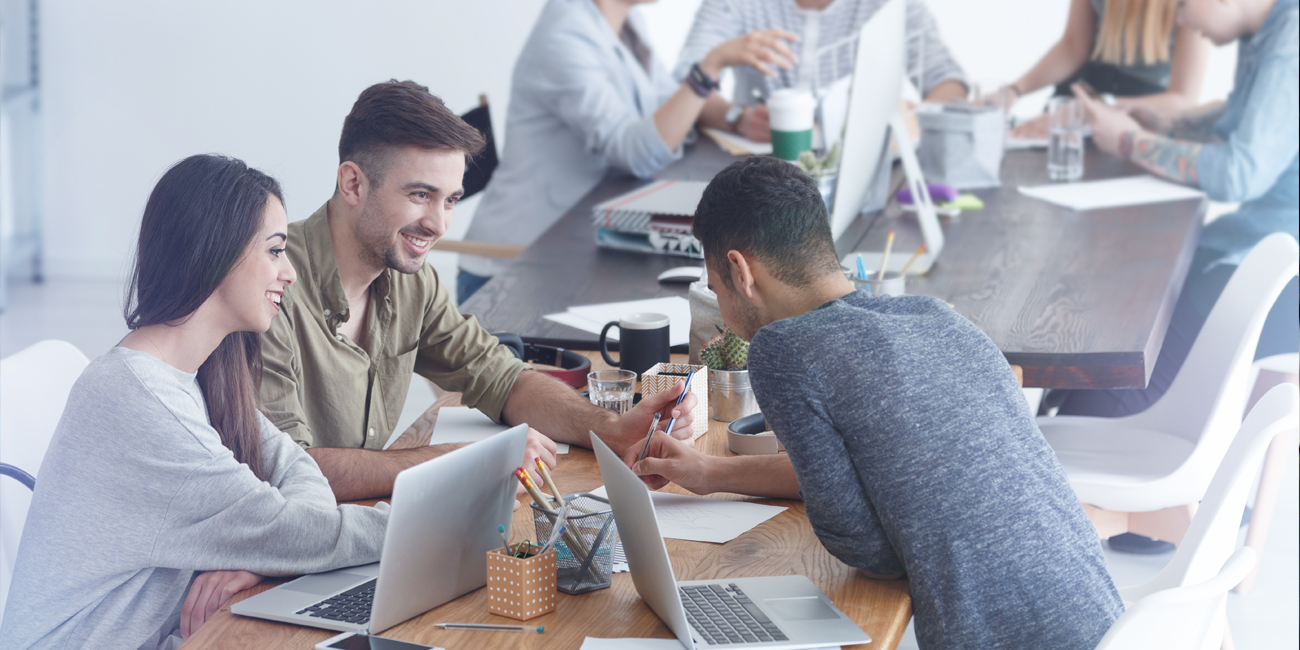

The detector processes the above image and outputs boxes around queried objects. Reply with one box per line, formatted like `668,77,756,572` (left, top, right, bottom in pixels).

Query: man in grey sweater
630,156,1122,648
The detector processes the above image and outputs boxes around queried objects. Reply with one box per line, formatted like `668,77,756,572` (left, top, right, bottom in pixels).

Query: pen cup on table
531,494,618,594
848,270,906,297
485,544,557,621
641,362,709,441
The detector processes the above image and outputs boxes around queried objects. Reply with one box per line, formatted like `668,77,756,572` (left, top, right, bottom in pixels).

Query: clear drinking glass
587,369,636,415
1047,97,1085,181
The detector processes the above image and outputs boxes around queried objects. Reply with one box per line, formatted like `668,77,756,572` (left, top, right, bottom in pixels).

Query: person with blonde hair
993,0,1211,136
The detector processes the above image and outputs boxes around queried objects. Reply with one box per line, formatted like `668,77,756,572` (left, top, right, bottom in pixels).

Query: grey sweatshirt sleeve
748,326,904,577
148,413,388,576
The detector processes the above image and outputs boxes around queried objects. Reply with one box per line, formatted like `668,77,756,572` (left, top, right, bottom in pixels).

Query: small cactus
699,325,748,371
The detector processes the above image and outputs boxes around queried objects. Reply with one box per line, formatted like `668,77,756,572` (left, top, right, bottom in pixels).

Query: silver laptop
591,432,871,649
232,424,528,634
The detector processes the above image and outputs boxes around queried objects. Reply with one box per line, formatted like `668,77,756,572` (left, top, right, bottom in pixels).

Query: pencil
899,244,927,276
434,623,544,633
534,457,565,507
878,230,895,278
515,468,556,515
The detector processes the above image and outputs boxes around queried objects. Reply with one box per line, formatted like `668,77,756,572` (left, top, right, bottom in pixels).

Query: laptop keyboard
295,578,376,626
681,583,789,646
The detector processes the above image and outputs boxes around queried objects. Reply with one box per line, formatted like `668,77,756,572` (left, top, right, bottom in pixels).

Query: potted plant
700,326,758,422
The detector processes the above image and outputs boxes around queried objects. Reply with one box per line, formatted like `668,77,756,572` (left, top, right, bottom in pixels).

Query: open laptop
591,432,871,649
232,424,528,634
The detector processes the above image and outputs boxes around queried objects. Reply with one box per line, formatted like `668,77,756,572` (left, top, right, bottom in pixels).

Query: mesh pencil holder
531,493,618,594
485,544,557,620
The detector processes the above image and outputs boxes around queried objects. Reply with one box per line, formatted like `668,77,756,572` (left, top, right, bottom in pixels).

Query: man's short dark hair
693,156,841,289
339,80,486,188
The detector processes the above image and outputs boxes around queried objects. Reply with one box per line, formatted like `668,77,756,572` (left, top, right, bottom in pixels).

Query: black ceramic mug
599,312,670,377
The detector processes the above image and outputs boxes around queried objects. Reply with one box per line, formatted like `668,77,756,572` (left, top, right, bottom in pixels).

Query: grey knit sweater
748,291,1122,649
0,348,388,650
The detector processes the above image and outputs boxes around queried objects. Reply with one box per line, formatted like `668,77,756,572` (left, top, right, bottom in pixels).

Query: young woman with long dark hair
1,154,389,650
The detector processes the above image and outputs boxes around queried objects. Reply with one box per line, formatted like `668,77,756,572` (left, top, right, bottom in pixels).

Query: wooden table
182,353,913,650
461,139,1203,389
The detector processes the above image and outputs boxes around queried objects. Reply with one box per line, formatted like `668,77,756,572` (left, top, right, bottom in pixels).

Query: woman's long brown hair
1093,0,1177,67
124,154,283,481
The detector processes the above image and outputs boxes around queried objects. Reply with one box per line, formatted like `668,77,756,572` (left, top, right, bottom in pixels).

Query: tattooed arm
1128,101,1226,142
1119,131,1203,186
1079,88,1205,187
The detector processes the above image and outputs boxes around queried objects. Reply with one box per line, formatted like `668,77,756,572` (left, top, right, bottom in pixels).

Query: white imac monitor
828,0,906,242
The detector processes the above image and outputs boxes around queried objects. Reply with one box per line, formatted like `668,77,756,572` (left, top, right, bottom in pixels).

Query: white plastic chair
1093,547,1256,650
1104,384,1299,649
1038,233,1299,545
1236,352,1299,592
0,340,90,620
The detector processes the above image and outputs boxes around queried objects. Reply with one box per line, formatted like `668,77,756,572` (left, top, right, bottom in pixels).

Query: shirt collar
300,201,396,326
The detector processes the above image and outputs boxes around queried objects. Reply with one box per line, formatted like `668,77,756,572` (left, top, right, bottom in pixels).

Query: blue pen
661,369,696,439
856,254,868,280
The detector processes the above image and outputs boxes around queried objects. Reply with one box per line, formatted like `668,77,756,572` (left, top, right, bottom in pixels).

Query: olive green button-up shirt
259,203,530,449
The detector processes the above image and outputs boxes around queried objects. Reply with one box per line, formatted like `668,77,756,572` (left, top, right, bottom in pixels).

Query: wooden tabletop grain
460,139,1203,389
180,353,913,650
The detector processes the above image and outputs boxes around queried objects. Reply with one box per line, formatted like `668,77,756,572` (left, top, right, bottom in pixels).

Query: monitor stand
842,114,944,276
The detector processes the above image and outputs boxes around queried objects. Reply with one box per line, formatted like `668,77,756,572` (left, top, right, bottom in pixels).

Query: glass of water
587,369,636,415
1047,96,1085,182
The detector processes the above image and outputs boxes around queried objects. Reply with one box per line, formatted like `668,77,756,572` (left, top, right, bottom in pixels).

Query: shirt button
367,428,375,437
336,334,344,341
324,308,331,317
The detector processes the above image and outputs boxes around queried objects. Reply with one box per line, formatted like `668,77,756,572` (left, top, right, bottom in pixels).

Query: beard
354,200,427,275
725,288,766,342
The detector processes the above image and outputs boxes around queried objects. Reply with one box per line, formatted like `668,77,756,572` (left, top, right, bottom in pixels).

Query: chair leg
1234,360,1298,592
1234,431,1291,592
1127,504,1198,548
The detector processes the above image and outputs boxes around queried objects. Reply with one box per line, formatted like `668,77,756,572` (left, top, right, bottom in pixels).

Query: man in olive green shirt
259,80,696,501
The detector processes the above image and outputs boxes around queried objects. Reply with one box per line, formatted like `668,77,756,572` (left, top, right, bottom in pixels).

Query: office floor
2,277,1296,649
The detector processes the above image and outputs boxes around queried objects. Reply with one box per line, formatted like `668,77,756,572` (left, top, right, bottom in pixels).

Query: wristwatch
725,104,745,132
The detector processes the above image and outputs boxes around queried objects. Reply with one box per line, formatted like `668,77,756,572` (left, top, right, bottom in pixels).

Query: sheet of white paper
562,297,691,347
592,486,786,544
701,127,774,155
429,407,568,454
542,311,616,340
579,639,688,650
1018,175,1204,211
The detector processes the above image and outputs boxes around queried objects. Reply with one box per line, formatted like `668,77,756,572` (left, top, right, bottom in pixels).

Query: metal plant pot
708,368,759,422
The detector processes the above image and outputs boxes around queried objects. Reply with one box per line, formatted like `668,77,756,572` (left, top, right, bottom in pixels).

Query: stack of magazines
591,180,708,258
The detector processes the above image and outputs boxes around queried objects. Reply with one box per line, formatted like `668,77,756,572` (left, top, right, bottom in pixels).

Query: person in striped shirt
673,0,970,141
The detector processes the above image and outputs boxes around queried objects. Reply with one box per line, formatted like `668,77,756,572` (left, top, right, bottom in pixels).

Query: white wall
38,0,545,280
31,0,1236,281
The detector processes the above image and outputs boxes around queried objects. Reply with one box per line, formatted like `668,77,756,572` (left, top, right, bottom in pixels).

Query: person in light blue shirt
458,0,797,301
1057,0,1298,430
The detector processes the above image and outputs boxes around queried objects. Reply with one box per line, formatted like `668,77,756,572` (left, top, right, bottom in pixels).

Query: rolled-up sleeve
532,28,680,179
412,266,531,423
1197,49,1299,203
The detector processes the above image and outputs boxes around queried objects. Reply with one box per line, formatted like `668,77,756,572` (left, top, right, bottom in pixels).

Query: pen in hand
636,412,661,463
660,370,695,440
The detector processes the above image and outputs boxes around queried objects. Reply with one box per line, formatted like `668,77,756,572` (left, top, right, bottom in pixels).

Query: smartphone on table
315,631,442,650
